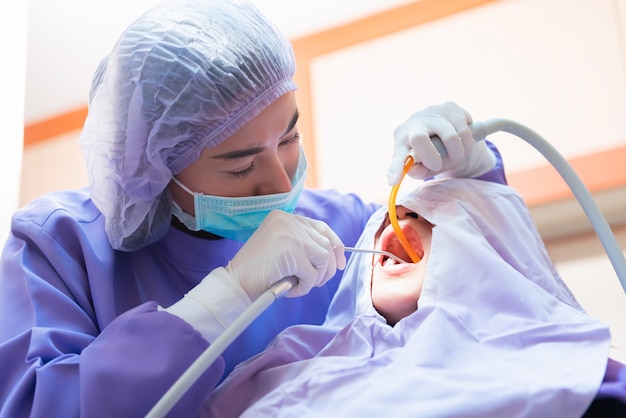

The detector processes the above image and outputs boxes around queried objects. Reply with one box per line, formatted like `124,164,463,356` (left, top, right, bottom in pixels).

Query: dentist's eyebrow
212,109,300,160
284,108,299,134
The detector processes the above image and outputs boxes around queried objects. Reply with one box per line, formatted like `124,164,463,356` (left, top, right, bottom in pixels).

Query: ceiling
24,0,415,124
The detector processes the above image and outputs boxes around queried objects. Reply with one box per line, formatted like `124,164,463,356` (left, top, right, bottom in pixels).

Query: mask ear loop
388,155,422,263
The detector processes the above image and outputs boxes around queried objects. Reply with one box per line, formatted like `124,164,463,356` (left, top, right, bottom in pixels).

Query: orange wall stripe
507,144,626,207
23,107,87,147
291,0,501,60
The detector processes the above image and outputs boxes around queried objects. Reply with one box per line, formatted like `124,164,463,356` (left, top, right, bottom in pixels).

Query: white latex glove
164,210,346,342
226,209,346,299
387,101,494,185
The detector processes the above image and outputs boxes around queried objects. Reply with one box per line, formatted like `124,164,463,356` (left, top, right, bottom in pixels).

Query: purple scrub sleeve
0,188,377,416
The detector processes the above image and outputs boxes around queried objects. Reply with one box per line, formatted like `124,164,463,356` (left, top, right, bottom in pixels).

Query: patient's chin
372,290,419,326
377,304,417,326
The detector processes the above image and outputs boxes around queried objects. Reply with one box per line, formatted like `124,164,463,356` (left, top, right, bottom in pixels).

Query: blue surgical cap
79,0,297,251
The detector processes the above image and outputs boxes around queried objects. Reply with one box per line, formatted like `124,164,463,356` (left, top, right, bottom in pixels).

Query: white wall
1,2,28,243
20,130,88,205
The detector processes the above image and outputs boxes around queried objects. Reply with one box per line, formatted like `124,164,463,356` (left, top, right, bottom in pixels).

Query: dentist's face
169,91,301,215
371,206,433,326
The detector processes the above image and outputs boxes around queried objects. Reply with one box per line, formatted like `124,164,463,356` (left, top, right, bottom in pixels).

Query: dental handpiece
427,121,488,158
344,246,408,264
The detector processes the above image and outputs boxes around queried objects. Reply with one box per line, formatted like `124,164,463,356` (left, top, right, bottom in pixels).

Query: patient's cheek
371,282,421,326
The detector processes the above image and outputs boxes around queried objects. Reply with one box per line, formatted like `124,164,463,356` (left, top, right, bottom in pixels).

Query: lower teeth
383,258,396,266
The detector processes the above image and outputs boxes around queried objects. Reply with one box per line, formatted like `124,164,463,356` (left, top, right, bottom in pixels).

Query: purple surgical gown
0,187,377,417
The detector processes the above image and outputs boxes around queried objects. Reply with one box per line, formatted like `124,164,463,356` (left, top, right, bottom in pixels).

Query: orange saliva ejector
387,155,421,263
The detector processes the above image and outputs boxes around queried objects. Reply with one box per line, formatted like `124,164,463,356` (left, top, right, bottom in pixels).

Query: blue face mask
171,150,307,242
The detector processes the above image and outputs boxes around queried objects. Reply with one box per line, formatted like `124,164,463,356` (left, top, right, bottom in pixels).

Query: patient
202,178,625,417
369,205,432,326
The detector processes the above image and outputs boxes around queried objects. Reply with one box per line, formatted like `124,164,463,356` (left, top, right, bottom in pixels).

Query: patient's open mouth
380,240,410,266
380,226,423,266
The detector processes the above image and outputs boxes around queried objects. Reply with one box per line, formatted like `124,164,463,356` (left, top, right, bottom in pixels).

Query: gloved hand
163,210,346,342
387,101,494,185
225,209,346,299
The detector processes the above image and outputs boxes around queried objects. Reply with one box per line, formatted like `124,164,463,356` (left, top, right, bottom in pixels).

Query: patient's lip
377,260,417,275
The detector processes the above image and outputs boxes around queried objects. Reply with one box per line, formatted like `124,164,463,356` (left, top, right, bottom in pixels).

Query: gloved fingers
285,258,321,298
277,215,345,297
444,101,473,132
285,240,334,298
411,106,472,168
405,162,431,180
441,102,474,163
388,101,475,183
387,139,412,186
300,225,339,283
298,216,347,271
389,121,442,184
438,132,465,165
458,125,475,155
389,104,456,182
243,211,345,298
331,243,347,271
408,130,445,172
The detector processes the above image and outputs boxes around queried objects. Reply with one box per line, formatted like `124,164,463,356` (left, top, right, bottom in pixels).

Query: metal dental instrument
344,246,409,264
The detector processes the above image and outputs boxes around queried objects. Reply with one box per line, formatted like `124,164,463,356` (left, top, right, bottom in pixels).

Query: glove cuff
435,141,496,180
163,267,252,343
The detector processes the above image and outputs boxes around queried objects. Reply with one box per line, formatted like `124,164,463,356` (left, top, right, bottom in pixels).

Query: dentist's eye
279,132,302,147
231,162,255,179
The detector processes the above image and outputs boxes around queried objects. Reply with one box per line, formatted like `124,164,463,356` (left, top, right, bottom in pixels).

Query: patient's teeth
383,257,396,266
